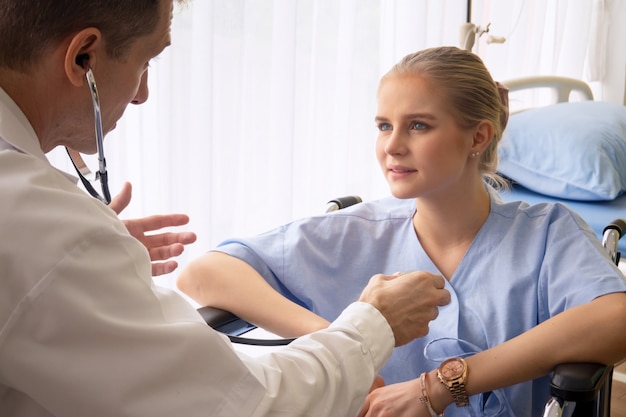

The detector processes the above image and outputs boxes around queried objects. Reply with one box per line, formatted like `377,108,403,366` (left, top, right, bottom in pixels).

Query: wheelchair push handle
602,218,626,265
325,195,363,212
602,218,626,237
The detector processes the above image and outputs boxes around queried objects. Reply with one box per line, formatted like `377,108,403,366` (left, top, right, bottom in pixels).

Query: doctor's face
85,0,173,148
375,73,476,200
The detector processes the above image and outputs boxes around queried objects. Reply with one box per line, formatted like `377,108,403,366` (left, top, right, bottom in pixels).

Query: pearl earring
471,151,480,158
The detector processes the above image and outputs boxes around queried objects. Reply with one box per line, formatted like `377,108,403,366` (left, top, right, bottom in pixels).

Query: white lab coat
0,86,394,417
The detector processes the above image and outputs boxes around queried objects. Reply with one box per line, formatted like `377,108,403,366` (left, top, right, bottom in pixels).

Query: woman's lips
387,165,416,179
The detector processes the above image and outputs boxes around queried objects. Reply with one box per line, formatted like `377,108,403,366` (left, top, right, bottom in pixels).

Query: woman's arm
458,292,626,400
359,292,626,417
177,251,330,337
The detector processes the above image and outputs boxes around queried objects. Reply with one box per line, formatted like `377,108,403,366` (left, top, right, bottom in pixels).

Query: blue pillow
498,101,626,201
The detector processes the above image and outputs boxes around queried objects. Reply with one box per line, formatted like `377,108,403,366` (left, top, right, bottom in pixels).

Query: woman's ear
471,120,494,154
63,28,101,87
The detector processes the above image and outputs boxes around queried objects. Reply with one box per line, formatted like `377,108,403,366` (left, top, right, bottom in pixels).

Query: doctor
0,1,451,416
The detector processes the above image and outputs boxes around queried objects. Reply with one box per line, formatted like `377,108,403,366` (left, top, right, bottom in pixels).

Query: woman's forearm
428,292,626,413
177,251,330,337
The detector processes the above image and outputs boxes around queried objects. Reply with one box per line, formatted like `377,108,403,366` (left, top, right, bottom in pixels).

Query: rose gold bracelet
419,372,443,417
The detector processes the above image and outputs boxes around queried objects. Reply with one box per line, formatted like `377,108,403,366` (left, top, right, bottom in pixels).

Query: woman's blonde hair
385,46,510,189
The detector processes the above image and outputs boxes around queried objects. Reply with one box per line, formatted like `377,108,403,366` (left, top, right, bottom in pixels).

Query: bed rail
503,76,594,103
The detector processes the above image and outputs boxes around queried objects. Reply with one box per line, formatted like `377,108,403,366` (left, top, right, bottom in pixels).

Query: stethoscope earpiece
76,54,90,69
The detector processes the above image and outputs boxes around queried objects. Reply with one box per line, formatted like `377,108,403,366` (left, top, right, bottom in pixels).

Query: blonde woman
178,47,626,417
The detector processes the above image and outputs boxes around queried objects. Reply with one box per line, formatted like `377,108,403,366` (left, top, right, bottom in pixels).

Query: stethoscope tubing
66,67,111,204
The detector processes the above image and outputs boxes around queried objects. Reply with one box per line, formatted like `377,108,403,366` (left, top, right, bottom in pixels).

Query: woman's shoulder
490,191,593,237
492,193,578,219
276,196,416,240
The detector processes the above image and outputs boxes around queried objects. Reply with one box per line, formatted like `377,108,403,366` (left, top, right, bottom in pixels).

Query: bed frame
504,75,593,105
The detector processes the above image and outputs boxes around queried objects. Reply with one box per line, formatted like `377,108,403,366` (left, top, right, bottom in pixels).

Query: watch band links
448,380,470,407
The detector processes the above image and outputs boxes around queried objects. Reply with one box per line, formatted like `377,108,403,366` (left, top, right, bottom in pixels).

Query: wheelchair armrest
198,305,295,346
549,362,613,403
197,306,257,336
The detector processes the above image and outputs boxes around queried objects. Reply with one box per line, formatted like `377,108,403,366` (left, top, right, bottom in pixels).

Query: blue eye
378,123,392,132
410,121,427,130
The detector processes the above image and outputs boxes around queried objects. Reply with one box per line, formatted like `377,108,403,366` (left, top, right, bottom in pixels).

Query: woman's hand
358,379,426,417
109,182,197,276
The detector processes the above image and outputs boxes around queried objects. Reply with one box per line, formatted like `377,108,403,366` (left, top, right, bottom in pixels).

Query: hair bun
496,81,510,130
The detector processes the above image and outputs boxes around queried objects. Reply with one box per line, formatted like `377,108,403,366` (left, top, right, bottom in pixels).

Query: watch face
441,359,465,379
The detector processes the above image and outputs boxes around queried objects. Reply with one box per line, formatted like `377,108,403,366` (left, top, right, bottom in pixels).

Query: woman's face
375,73,477,200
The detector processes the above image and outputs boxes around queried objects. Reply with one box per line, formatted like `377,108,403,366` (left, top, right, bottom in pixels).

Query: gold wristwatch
437,357,469,407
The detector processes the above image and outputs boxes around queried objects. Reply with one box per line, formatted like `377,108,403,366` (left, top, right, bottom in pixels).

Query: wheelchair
197,196,625,417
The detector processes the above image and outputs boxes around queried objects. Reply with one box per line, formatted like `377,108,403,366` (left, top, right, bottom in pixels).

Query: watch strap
447,379,469,407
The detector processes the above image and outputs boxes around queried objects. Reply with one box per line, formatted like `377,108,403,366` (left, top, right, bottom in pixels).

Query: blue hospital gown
216,191,626,417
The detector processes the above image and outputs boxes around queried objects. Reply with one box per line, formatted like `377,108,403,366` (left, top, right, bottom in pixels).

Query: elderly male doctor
0,1,450,416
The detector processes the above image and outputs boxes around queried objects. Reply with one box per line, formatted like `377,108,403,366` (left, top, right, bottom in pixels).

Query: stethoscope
66,67,111,204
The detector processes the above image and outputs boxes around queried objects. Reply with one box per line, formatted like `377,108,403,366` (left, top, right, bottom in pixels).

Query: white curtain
469,0,625,104
47,0,622,290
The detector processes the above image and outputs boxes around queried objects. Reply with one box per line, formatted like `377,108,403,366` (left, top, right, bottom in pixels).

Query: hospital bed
498,76,626,252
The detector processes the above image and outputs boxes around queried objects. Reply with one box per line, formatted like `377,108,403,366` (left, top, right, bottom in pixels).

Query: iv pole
460,0,477,50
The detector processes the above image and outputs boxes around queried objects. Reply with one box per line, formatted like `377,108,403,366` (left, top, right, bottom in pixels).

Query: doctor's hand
110,182,197,276
358,271,450,347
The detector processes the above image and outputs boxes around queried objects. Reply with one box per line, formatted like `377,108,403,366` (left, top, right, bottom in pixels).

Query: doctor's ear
64,28,101,86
